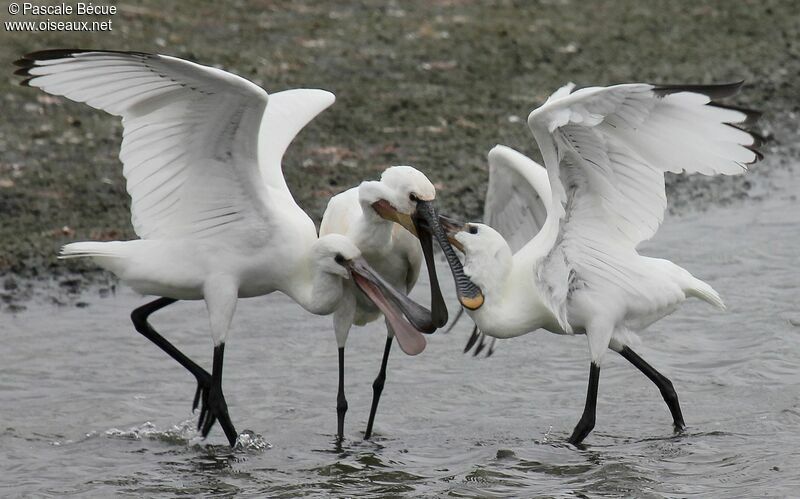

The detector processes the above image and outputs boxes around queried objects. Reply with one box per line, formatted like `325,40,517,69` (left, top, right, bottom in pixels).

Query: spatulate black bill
415,201,484,310
413,214,448,328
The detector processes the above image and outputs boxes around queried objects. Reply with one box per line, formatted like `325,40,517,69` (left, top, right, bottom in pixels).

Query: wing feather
525,82,761,330
16,49,334,240
483,145,550,254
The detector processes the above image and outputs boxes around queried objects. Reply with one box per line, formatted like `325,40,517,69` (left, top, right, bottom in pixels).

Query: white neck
354,198,395,251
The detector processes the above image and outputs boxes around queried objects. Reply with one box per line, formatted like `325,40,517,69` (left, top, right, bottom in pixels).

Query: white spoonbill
16,49,431,447
440,82,762,445
320,165,463,440
445,147,550,358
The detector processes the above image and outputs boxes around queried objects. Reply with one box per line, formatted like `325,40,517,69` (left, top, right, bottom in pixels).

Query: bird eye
469,225,478,235
334,254,346,265
409,193,418,202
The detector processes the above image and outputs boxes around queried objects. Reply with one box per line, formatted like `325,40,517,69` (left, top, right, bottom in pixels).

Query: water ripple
2,153,799,497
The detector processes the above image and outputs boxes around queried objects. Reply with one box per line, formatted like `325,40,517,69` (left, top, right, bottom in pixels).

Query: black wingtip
651,82,762,127
745,145,764,164
22,48,88,61
749,129,768,147
654,82,765,164
652,81,745,100
18,48,153,65
709,102,762,127
14,58,37,86
14,48,155,87
726,123,767,149
13,49,85,84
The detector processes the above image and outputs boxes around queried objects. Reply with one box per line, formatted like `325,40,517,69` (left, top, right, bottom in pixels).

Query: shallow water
2,167,799,497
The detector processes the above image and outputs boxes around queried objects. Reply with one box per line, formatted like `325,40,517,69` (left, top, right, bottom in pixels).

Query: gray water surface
2,167,799,497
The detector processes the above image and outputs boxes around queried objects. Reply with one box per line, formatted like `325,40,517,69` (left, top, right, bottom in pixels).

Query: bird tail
59,241,136,277
59,241,125,259
686,277,726,310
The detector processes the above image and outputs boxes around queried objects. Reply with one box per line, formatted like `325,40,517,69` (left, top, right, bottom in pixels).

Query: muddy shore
1,0,798,309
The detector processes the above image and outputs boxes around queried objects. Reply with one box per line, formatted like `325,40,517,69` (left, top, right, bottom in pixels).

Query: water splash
104,421,270,454
540,426,554,445
234,429,271,453
105,419,199,444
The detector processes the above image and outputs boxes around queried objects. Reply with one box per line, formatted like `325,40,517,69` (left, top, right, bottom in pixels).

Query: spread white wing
16,49,334,239
483,145,550,254
453,144,552,356
524,82,761,331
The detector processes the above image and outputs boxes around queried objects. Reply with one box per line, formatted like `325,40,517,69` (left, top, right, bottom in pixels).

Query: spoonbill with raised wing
16,49,432,447
440,82,762,445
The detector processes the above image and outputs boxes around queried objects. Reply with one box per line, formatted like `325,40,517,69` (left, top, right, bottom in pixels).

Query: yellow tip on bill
460,293,484,311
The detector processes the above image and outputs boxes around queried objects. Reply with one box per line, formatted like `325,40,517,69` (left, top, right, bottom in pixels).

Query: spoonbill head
312,233,362,280
359,165,447,329
450,223,513,287
441,217,558,340
363,166,437,221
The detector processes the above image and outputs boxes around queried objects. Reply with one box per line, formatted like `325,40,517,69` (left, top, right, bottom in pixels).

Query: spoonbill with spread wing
16,49,432,447
440,82,762,445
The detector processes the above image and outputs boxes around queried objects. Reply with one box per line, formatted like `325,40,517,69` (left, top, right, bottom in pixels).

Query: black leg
618,346,685,431
336,346,348,441
130,298,211,412
198,343,238,447
568,362,600,446
364,336,393,440
131,298,237,446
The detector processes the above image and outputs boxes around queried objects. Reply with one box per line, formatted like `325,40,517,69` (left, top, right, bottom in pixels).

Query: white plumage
446,82,761,445
319,165,437,439
321,168,433,350
17,49,428,447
